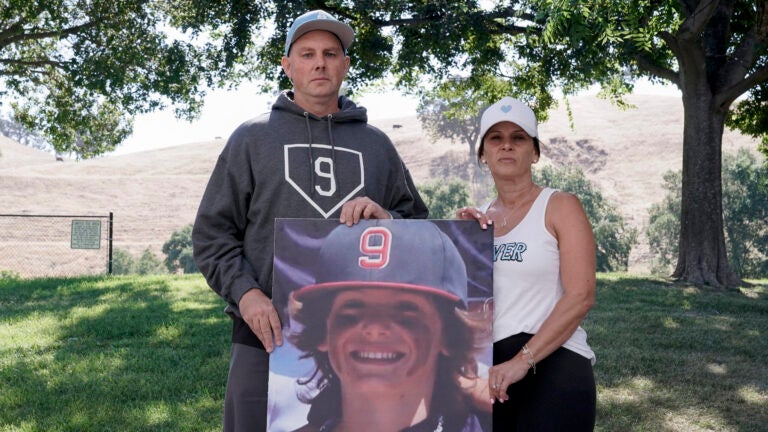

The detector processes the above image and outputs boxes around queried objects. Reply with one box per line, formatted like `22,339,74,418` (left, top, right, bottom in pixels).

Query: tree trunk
673,89,741,289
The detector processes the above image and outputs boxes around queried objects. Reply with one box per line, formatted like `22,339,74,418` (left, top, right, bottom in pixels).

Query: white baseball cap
284,10,355,56
478,96,538,141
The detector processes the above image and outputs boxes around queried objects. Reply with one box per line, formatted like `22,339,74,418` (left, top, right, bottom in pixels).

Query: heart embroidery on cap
501,105,512,113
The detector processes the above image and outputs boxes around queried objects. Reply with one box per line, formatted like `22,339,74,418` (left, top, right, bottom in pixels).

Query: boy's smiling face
318,287,446,391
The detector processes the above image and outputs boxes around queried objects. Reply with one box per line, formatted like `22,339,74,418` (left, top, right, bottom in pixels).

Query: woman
457,96,597,431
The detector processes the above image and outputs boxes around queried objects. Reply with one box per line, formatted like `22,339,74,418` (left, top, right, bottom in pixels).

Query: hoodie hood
272,90,368,123
272,91,369,196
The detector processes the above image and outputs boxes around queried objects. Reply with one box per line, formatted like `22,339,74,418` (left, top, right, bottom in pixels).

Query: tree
111,248,136,275
417,78,483,159
418,179,471,219
162,224,198,274
0,117,50,152
111,247,166,275
0,1,264,158
646,171,683,273
722,149,768,277
135,248,167,275
647,149,768,278
548,1,768,288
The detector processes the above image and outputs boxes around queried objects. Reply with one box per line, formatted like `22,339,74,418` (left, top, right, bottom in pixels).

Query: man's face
281,30,350,108
319,288,446,392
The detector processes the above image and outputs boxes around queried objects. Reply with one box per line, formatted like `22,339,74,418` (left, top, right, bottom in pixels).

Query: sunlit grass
0,273,765,431
0,275,229,432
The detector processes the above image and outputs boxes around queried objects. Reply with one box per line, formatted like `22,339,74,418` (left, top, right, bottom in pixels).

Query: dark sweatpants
223,343,269,432
493,333,596,432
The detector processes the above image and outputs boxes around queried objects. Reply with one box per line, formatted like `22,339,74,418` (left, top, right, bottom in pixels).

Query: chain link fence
0,213,113,278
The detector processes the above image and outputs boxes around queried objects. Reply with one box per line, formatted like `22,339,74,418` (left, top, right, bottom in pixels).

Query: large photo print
268,219,493,432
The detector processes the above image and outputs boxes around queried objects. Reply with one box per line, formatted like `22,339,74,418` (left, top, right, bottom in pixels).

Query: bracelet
521,344,537,374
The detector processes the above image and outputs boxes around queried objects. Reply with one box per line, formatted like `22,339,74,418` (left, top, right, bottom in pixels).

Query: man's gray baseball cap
284,10,355,56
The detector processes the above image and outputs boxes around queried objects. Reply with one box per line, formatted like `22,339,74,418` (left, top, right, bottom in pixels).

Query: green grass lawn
1,273,766,431
0,275,229,432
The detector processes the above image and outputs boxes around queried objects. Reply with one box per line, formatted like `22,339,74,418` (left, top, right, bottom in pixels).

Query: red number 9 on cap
358,227,391,269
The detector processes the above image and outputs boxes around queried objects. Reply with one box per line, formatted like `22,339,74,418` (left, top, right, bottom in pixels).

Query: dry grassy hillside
0,94,760,276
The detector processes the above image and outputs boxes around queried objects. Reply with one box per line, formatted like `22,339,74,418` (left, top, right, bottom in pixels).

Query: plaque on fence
71,219,101,249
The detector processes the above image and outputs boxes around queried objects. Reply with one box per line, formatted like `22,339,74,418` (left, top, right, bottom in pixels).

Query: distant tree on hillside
417,77,483,159
111,248,166,275
418,180,471,220
135,249,167,275
0,117,50,153
111,249,135,275
646,171,682,274
162,225,198,274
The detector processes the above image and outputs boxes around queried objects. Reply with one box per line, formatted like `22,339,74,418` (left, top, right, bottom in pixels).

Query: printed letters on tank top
493,242,527,262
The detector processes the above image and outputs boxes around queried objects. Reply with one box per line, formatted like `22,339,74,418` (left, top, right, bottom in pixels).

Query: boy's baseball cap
478,96,538,141
291,220,468,306
284,10,355,56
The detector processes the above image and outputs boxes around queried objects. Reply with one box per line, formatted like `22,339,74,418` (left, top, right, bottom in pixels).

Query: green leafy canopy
0,0,266,158
4,2,768,159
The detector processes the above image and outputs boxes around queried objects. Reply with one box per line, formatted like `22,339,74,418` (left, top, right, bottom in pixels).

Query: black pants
493,333,596,431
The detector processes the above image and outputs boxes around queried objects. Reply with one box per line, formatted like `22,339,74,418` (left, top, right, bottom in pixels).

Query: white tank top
482,188,595,362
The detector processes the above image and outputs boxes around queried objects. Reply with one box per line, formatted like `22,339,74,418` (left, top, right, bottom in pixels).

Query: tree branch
635,53,680,86
0,3,47,40
487,21,536,36
658,30,683,58
716,64,768,108
0,21,99,49
366,6,535,37
677,0,697,15
484,5,538,24
720,34,760,94
1,68,51,78
474,6,540,36
0,22,25,46
678,0,720,39
0,58,68,70
717,2,768,104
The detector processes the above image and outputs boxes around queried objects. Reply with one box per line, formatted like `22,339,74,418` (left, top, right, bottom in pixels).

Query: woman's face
482,121,537,175
319,288,446,392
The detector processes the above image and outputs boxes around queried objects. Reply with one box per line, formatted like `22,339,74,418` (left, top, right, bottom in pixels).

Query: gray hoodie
192,91,428,320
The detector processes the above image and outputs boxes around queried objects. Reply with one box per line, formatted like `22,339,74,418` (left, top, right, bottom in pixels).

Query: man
283,220,491,432
192,10,428,432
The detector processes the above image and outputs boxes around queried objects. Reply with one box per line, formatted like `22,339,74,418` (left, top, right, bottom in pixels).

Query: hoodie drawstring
304,112,339,197
303,112,315,194
327,114,338,196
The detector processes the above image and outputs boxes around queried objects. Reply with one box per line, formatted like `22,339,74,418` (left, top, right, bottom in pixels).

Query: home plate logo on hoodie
284,144,364,218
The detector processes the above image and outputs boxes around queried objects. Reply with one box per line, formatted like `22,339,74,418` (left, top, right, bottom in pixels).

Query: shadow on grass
3,273,766,431
588,274,768,431
0,275,230,432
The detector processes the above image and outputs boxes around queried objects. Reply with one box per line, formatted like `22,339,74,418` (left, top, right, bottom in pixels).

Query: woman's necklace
491,185,538,228
491,197,510,227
